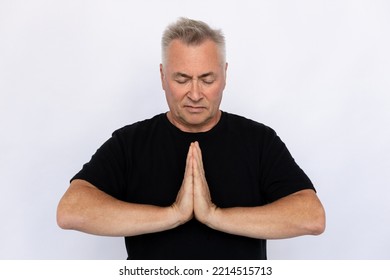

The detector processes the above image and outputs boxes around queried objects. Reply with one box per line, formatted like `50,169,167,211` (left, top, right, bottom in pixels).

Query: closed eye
175,78,190,84
202,79,215,85
173,73,191,84
199,72,216,85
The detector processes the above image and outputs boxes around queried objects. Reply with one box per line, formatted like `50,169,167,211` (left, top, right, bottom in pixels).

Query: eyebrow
173,72,216,79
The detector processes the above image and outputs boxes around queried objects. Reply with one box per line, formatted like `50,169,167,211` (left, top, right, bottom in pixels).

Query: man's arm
57,179,178,236
203,189,325,239
57,147,194,237
191,142,326,239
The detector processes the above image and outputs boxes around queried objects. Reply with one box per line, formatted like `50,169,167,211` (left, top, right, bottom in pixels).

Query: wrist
169,203,192,227
198,204,220,229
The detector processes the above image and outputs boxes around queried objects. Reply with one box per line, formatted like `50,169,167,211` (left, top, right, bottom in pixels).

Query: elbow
307,208,326,236
56,204,72,230
57,180,94,231
309,218,325,236
56,201,81,231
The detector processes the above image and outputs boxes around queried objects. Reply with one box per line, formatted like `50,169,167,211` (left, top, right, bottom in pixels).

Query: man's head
160,18,228,133
161,17,226,66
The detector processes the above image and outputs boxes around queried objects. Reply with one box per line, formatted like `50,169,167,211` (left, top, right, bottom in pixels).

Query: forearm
57,180,181,237
205,189,326,239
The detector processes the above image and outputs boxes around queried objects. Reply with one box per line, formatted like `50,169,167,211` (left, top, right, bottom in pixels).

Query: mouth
184,105,206,113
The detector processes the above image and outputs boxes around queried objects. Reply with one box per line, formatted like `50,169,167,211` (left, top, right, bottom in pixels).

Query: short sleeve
71,130,129,199
260,128,315,203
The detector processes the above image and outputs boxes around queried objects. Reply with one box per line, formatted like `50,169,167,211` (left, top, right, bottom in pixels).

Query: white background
1,0,389,259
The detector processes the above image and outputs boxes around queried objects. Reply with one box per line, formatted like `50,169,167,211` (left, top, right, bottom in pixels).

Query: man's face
160,39,227,133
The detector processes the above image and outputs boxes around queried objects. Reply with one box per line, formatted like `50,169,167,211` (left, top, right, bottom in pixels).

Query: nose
187,79,202,102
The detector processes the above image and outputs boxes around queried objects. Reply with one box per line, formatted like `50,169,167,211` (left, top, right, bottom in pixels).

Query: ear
160,64,166,90
223,62,228,89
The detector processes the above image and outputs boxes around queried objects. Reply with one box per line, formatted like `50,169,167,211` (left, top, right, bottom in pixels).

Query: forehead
165,39,223,72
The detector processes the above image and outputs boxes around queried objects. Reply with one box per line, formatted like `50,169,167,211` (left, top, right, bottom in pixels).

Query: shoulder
99,114,166,151
112,114,165,138
223,112,277,139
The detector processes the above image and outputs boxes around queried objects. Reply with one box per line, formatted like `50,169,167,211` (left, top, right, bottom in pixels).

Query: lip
184,105,206,113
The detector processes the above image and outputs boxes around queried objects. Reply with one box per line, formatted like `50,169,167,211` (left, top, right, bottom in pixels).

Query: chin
183,114,208,124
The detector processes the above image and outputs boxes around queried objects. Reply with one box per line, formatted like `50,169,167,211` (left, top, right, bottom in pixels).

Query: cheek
165,83,185,104
208,85,224,102
170,83,190,98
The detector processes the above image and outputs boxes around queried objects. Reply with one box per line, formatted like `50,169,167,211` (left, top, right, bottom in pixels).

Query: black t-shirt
72,111,314,259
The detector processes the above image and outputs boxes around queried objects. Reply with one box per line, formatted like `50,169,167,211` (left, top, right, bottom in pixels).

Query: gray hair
161,17,226,65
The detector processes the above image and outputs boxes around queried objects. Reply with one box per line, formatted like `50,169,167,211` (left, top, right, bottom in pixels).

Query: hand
172,142,217,226
171,144,194,224
192,142,218,225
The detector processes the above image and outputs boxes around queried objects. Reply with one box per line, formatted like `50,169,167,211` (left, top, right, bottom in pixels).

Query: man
57,18,325,259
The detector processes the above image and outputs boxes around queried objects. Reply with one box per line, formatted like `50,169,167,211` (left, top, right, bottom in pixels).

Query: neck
166,111,222,133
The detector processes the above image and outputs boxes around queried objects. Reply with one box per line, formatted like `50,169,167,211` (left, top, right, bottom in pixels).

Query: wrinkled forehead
164,39,225,69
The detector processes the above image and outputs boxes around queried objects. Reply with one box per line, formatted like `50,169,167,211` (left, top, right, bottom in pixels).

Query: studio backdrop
1,0,389,259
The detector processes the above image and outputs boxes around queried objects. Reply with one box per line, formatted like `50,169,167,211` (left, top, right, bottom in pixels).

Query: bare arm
57,144,196,237
56,179,177,236
192,142,326,239
204,189,325,239
57,146,194,237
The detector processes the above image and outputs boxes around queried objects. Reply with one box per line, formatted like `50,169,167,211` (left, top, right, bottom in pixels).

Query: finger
184,143,193,177
192,149,208,197
193,141,203,161
192,142,204,173
173,145,194,223
178,145,193,201
192,150,201,182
